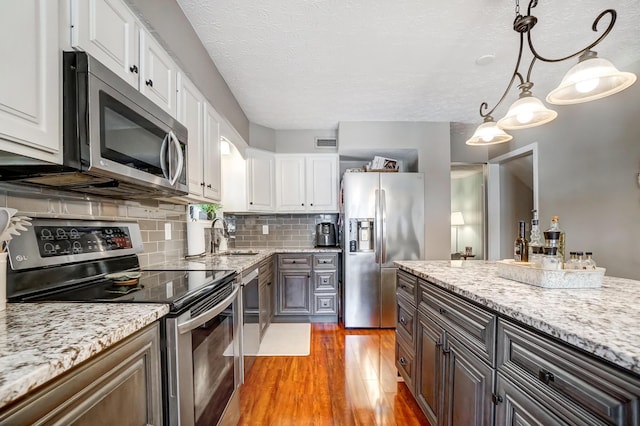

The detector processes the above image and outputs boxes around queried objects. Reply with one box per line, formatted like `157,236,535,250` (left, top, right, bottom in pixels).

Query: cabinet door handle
398,357,407,366
200,182,205,187
146,79,153,87
249,201,253,205
129,64,138,73
207,184,212,188
435,341,442,348
491,394,504,404
310,203,313,206
538,369,555,385
438,307,447,315
442,347,451,354
399,316,407,325
301,203,304,206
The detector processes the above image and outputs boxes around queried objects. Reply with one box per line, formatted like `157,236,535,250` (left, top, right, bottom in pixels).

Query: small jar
542,247,562,270
529,246,544,268
584,252,597,269
566,252,578,269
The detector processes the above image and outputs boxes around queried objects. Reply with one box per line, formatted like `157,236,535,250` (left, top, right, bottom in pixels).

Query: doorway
451,164,486,260
487,143,538,260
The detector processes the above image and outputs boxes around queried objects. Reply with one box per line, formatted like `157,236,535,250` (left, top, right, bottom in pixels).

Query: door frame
486,143,539,260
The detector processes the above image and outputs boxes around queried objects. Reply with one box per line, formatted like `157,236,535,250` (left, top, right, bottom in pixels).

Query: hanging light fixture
466,0,636,146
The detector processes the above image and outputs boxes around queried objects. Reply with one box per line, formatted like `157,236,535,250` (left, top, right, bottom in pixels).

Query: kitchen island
394,260,640,425
0,303,168,419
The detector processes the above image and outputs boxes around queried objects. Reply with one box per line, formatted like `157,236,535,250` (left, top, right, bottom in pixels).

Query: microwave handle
168,131,184,186
160,133,170,180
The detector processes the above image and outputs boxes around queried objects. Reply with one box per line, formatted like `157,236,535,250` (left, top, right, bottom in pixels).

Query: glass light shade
546,56,637,105
497,96,558,129
451,211,465,226
465,120,513,146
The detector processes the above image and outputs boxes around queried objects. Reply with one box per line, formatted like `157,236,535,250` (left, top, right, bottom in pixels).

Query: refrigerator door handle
374,189,380,264
381,189,387,264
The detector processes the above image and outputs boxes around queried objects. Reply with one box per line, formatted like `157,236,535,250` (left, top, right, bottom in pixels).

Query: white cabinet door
0,0,60,161
203,104,221,201
139,30,177,117
247,150,275,212
306,155,338,212
72,0,140,89
276,156,306,212
177,74,205,198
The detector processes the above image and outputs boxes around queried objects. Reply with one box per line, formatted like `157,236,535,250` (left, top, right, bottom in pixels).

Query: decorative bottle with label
528,209,544,266
545,216,565,265
514,220,528,262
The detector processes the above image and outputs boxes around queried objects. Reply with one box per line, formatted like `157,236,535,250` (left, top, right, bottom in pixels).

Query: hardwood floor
239,323,430,425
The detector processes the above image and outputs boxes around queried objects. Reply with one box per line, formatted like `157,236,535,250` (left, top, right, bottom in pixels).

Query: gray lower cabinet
258,255,274,338
0,323,162,425
397,269,640,426
277,253,338,318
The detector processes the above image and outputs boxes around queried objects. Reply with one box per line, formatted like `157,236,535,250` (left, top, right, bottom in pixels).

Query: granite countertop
148,247,342,274
0,303,169,410
394,260,640,374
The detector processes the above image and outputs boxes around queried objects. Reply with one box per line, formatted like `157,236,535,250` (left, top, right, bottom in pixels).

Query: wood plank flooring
239,323,430,425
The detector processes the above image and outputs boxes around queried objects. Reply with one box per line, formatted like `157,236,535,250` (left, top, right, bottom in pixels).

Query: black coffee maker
315,222,336,247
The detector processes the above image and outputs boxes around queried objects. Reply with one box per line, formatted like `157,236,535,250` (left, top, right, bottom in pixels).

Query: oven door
165,283,241,426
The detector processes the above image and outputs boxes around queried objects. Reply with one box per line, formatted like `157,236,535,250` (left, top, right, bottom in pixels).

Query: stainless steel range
6,219,241,426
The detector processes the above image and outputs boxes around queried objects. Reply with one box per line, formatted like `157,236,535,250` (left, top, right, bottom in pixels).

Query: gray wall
338,122,451,260
489,59,640,279
275,129,338,153
127,0,249,142
249,123,277,152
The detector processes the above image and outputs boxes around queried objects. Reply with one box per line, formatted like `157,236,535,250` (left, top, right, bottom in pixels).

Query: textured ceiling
176,0,640,130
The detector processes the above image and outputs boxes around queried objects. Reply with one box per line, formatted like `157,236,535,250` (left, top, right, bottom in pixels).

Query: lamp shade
497,95,558,129
465,120,513,146
451,211,465,226
546,55,637,105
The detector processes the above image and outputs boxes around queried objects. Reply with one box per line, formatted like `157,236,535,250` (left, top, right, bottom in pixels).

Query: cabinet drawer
313,293,337,314
396,337,415,392
313,254,338,269
498,320,640,425
397,270,418,306
419,280,496,366
396,297,416,348
278,254,312,269
314,271,337,292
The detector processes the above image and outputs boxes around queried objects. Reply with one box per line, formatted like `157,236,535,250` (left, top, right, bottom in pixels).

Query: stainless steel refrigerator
342,172,424,328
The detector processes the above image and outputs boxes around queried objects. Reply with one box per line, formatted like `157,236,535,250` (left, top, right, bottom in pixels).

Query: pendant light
466,1,636,146
498,82,557,130
547,50,637,105
466,117,513,146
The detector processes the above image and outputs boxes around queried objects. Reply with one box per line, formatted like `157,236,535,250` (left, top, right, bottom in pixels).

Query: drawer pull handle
399,317,407,325
438,307,447,315
400,284,407,290
146,79,153,87
399,357,407,366
538,369,555,385
129,64,138,73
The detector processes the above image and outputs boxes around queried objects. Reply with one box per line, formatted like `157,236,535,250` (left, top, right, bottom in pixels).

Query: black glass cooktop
20,268,236,313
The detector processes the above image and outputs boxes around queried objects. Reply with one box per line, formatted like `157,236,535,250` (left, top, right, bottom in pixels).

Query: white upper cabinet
177,74,221,203
72,0,140,89
203,103,221,201
177,74,204,198
305,155,338,212
275,154,338,213
72,0,177,117
0,0,60,162
275,156,306,212
139,31,178,117
247,149,276,212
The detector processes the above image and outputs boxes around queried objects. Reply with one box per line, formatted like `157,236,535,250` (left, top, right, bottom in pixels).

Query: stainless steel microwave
0,51,188,198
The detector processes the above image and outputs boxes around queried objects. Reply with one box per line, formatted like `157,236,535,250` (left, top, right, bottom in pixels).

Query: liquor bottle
528,209,544,262
514,220,529,262
545,216,565,264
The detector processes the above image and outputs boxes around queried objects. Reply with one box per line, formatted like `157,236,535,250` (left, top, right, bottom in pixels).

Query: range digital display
34,226,133,258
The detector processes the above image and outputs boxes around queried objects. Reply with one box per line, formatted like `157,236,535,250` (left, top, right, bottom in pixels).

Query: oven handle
177,284,239,334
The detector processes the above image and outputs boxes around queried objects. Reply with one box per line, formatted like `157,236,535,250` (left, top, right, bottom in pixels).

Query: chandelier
466,0,637,146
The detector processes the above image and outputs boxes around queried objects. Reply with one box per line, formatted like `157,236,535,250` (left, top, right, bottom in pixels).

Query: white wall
338,122,451,260
488,59,640,279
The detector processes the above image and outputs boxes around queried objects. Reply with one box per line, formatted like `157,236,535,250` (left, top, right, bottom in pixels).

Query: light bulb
516,111,533,124
575,77,599,93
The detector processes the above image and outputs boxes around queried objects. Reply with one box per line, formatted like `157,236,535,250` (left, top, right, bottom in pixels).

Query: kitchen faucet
211,218,229,254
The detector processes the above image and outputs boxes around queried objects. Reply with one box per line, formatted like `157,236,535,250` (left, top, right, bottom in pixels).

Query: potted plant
199,203,222,220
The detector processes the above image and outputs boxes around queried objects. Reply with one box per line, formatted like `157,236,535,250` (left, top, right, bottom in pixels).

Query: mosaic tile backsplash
226,214,339,249
0,184,187,268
